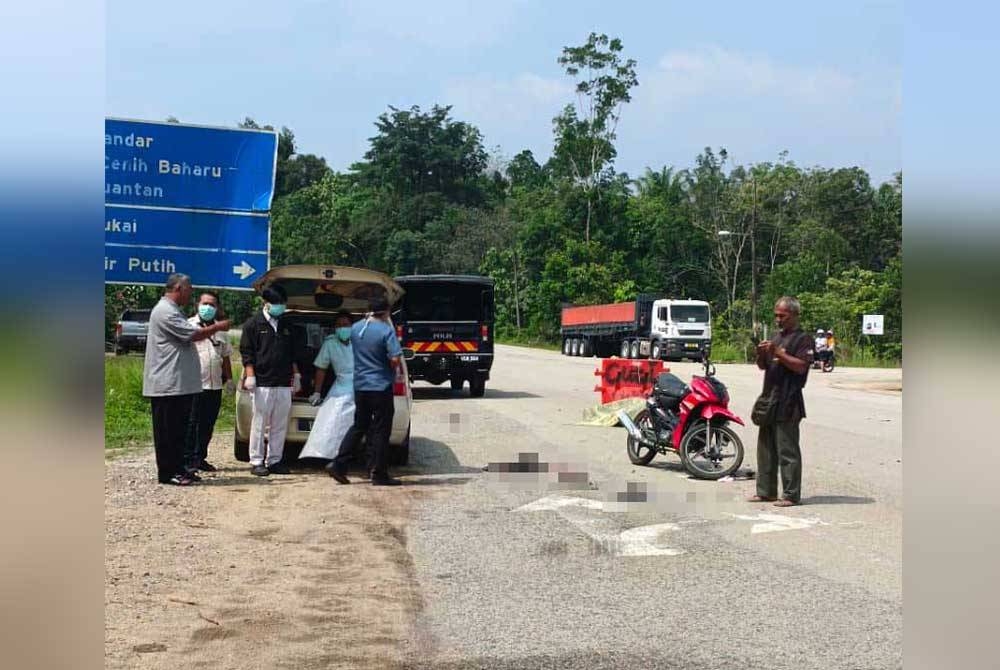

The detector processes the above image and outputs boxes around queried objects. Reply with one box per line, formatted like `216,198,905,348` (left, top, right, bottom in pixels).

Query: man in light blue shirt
327,296,403,486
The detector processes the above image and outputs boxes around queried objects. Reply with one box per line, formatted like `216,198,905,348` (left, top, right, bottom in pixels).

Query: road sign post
104,118,278,290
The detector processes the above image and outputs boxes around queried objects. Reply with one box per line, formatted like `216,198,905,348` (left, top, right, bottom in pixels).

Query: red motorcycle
619,359,745,479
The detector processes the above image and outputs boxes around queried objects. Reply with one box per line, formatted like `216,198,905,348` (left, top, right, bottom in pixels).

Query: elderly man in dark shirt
748,296,814,507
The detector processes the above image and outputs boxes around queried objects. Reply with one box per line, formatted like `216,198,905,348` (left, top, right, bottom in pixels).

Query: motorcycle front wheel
626,409,659,465
679,421,744,480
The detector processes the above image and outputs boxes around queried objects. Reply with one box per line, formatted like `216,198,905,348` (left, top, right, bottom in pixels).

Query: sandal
747,495,777,503
773,499,798,507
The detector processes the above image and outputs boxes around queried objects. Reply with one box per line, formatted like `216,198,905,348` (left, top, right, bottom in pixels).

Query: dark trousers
151,394,198,483
756,420,802,502
333,388,395,479
196,389,223,463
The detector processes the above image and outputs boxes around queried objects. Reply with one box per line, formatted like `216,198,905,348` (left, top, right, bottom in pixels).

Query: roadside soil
105,441,440,670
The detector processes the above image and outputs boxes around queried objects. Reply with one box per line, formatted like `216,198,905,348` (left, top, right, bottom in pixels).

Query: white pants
249,386,292,466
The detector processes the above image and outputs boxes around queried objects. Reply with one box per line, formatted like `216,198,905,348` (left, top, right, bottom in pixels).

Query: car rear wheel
234,433,250,462
389,425,410,466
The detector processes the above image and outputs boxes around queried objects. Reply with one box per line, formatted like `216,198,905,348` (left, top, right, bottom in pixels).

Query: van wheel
469,375,486,397
389,426,410,466
234,434,250,462
450,377,464,391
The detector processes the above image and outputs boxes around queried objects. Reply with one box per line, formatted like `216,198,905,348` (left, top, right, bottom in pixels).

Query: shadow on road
412,387,540,400
801,495,876,505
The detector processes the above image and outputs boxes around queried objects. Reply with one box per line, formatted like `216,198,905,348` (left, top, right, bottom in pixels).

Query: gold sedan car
234,265,414,465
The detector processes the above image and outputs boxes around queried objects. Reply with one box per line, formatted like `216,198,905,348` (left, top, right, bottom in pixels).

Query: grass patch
105,355,238,453
496,334,562,352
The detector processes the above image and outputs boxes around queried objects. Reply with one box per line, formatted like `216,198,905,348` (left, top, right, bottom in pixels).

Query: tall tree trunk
513,248,522,330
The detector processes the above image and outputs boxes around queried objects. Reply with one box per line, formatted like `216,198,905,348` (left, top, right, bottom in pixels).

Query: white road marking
726,512,828,534
617,523,683,556
515,494,604,513
515,495,684,557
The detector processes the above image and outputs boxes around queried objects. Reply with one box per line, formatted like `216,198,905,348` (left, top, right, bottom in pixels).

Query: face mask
336,326,352,342
267,303,287,318
198,304,217,322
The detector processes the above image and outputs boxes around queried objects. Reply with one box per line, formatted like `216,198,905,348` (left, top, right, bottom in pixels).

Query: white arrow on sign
233,260,255,280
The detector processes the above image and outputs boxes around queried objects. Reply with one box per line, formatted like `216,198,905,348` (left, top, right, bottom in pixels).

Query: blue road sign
105,245,266,289
105,118,279,212
105,118,277,290
105,205,269,254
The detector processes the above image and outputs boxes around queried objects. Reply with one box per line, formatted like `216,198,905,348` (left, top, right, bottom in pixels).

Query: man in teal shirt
327,296,403,486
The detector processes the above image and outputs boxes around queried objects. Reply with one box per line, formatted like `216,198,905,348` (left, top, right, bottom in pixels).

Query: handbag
750,387,780,426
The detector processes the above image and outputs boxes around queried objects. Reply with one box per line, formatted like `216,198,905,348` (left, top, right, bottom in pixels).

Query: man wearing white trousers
239,284,301,476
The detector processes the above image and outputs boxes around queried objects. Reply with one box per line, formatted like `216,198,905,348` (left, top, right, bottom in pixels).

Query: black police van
393,275,495,397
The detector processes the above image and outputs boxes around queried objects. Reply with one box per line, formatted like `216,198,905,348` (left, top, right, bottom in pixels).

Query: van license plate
685,343,698,349
460,356,479,362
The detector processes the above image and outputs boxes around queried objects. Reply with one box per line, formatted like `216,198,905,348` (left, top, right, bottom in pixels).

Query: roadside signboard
862,314,885,335
104,118,278,290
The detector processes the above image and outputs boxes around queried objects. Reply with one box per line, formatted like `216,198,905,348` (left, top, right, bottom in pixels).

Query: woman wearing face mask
299,312,357,462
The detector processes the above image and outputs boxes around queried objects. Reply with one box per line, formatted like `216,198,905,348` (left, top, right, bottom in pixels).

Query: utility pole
751,177,759,342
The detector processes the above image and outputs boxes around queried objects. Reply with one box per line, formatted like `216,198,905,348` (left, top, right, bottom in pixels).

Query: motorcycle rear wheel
626,409,658,465
822,358,835,372
679,421,743,480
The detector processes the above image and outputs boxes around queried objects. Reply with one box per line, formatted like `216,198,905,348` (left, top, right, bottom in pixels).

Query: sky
106,1,902,185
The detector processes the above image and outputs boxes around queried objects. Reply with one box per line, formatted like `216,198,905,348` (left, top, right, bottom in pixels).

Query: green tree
552,33,638,241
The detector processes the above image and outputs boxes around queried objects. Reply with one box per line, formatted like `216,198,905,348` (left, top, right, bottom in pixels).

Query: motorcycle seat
654,372,688,399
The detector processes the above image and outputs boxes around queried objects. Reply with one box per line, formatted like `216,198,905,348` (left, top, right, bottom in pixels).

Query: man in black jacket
748,296,814,507
239,284,301,476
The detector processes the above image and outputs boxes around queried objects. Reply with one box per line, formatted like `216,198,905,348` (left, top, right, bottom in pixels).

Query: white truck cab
650,299,712,361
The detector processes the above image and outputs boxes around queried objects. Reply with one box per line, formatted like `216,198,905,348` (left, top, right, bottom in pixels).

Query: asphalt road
398,344,902,669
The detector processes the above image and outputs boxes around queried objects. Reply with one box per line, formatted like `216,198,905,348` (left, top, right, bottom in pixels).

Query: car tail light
393,364,406,396
396,325,403,342
481,324,489,342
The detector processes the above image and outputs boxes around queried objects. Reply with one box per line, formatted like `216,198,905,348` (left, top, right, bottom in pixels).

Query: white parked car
234,264,414,465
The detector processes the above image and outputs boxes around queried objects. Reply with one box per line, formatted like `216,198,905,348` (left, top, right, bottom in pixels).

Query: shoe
185,471,203,482
251,465,270,477
371,477,403,487
198,461,217,472
166,474,194,486
267,463,291,475
325,462,350,484
747,495,777,503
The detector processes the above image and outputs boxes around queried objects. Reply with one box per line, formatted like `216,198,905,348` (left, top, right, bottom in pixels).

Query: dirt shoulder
105,441,440,670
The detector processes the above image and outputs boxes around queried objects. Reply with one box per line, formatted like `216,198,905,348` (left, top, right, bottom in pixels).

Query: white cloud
647,45,856,107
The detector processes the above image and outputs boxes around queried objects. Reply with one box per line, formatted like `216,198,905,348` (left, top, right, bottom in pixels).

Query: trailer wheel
630,341,641,359
581,339,592,357
620,340,631,358
562,338,572,356
651,342,662,360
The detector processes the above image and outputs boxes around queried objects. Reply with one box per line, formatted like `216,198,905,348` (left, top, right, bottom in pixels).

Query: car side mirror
401,348,415,361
